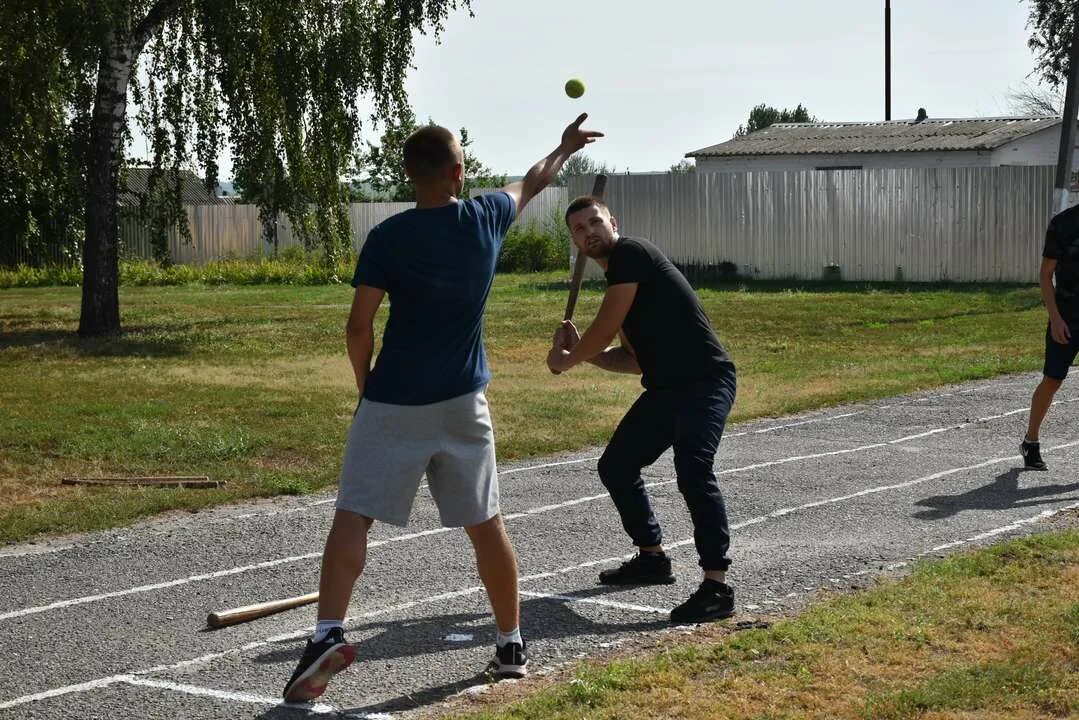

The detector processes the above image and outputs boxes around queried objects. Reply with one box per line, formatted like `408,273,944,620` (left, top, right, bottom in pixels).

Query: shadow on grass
0,325,193,357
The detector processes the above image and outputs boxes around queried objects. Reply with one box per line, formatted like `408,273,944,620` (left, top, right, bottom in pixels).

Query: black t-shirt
1043,204,1079,321
604,237,733,389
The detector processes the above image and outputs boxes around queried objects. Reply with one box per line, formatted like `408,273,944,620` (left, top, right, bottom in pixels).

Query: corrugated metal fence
18,170,1061,281
570,166,1058,282
118,186,568,264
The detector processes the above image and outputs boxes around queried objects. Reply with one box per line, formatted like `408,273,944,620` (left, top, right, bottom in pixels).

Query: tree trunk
79,33,133,337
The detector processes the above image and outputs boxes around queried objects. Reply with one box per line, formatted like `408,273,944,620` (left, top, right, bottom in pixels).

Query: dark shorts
1043,320,1079,380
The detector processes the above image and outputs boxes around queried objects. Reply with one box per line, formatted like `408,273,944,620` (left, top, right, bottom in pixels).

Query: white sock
496,627,523,647
312,620,344,643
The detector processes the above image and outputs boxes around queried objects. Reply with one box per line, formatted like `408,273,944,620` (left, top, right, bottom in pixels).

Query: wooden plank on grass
61,476,222,489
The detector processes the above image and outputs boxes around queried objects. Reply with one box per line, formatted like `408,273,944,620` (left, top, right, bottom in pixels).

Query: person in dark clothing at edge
1021,203,1079,471
546,195,738,624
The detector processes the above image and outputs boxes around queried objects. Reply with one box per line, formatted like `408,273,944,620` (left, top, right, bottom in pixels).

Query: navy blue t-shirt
352,192,516,405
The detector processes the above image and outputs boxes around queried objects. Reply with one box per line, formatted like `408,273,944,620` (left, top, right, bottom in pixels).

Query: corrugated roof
686,116,1063,157
120,167,224,207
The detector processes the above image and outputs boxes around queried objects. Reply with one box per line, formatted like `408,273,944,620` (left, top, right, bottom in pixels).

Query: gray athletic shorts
336,387,499,528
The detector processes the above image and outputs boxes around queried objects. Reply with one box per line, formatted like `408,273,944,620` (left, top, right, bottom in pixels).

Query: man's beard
585,239,612,259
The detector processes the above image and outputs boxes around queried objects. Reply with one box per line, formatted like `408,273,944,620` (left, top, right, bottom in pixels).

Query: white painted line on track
519,590,670,615
924,501,1079,554
636,406,1076,496
118,676,337,714
230,498,336,521
724,439,1079,531
0,678,123,710
0,544,81,559
841,500,1079,580
0,499,335,560
500,457,600,476
3,463,1077,712
725,378,1033,438
2,550,681,710
3,401,1075,622
726,412,864,438
0,376,1057,560
0,544,80,560
0,586,510,710
0,526,471,622
0,550,320,622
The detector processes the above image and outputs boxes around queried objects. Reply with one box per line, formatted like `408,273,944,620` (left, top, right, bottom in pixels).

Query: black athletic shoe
282,627,356,703
1020,440,1048,471
599,551,676,585
670,580,736,624
488,641,528,679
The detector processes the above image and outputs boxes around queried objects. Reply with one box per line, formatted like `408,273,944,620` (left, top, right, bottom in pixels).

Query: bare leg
317,509,374,621
465,515,519,633
1026,376,1063,442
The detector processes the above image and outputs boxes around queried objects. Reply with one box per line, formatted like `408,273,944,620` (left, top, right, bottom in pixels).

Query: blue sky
130,0,1050,179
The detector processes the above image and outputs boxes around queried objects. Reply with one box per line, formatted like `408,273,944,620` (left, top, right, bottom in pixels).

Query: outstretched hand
561,114,604,154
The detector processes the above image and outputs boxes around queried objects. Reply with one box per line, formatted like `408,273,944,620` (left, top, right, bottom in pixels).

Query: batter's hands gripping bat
551,174,607,374
206,592,319,629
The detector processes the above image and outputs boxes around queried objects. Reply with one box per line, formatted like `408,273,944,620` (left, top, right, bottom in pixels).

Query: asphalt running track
2,372,1078,719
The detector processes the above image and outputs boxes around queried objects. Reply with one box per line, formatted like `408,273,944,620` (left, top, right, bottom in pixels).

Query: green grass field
0,275,1050,544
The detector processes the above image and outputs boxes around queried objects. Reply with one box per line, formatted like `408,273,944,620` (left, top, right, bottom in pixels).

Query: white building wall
991,125,1079,168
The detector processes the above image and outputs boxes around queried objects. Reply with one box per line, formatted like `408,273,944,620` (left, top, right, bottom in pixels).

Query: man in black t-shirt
547,195,737,624
1021,203,1079,471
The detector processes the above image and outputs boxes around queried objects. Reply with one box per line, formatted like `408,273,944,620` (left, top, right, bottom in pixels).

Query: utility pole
1054,1,1079,213
885,0,892,121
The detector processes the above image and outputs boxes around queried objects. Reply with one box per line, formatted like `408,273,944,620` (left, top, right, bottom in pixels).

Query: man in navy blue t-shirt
284,116,602,702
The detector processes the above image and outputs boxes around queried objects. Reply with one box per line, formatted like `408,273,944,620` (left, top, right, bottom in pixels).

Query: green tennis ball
565,78,585,99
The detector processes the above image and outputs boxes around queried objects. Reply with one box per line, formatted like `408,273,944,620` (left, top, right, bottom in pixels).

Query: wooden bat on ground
206,591,319,629
551,174,607,375
62,476,220,488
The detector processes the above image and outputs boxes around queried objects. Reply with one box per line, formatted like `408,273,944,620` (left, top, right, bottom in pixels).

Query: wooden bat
206,591,319,629
563,173,608,323
62,476,220,488
551,173,607,375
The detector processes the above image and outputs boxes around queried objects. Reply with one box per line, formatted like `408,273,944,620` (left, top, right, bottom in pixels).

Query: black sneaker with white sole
1020,440,1048,471
670,579,736,624
598,551,676,585
282,627,356,703
488,641,528,679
